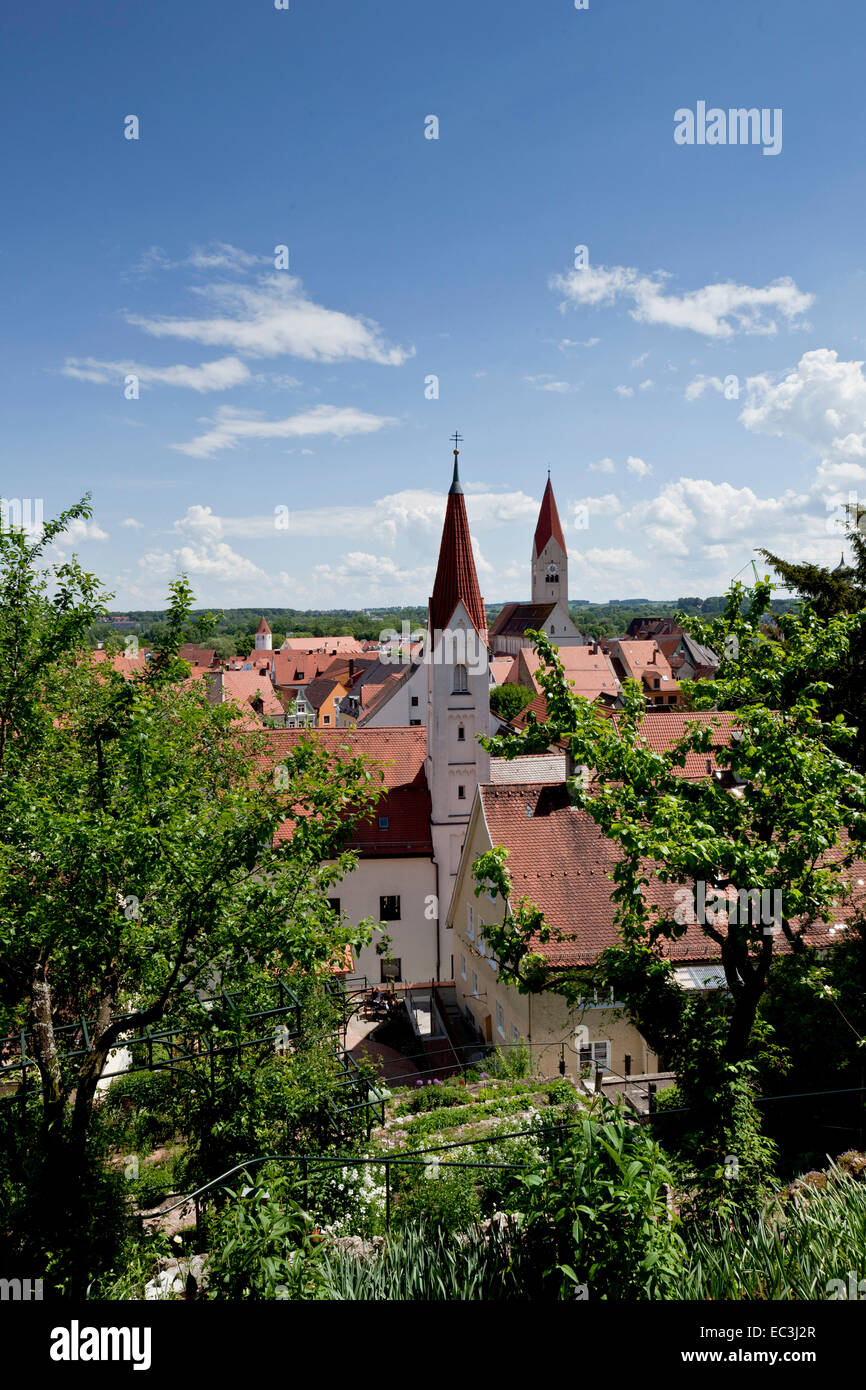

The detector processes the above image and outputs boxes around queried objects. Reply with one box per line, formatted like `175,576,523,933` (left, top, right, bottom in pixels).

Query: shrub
518,1097,686,1299
205,1172,321,1300
405,1084,468,1114
545,1079,576,1106
395,1162,481,1233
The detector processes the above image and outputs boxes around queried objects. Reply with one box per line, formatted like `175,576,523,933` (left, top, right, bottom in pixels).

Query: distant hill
94,595,797,648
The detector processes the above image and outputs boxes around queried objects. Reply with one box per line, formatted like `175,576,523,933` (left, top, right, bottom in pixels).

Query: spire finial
449,431,463,494
547,466,551,481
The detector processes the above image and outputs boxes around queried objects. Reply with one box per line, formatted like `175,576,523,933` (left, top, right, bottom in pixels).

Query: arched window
453,664,468,693
546,563,559,584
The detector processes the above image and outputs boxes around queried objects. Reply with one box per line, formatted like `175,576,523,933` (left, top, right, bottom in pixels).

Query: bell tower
531,472,568,606
426,434,490,974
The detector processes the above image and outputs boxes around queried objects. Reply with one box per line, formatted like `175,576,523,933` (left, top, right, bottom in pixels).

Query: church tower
426,436,490,976
531,473,568,605
254,617,272,652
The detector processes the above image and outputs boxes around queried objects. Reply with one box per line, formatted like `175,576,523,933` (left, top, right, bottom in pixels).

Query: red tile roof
429,453,488,643
280,636,366,655
256,617,271,635
518,646,621,702
478,782,866,967
533,476,567,556
263,727,432,856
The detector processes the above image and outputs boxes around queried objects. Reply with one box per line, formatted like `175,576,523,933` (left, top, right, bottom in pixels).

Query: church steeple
531,474,568,605
429,435,487,641
426,435,491,978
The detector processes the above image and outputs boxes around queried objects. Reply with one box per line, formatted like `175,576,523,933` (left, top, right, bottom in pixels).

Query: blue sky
3,0,866,609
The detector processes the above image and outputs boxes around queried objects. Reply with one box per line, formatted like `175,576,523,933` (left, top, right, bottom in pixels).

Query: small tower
426,435,490,975
254,617,272,652
531,472,568,606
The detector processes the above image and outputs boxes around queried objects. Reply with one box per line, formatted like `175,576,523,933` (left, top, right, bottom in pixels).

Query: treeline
89,596,799,651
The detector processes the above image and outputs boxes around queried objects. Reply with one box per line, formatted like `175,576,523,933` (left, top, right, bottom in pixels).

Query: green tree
474,585,866,1202
0,515,386,1287
489,682,534,722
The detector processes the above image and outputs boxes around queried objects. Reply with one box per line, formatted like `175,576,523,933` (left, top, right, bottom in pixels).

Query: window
378,816,389,830
409,718,422,726
322,714,331,724
457,784,466,800
460,954,466,980
471,970,479,998
381,957,402,983
546,563,559,584
653,678,660,690
380,895,401,921
510,1023,520,1043
579,1040,611,1073
327,897,341,915
453,664,468,693
457,724,465,741
467,904,474,940
495,1001,505,1037
410,695,419,707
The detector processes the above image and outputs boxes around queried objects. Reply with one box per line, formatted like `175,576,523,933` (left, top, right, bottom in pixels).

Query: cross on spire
450,430,463,453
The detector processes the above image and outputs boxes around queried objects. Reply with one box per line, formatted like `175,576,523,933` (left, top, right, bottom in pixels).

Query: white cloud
739,349,866,498
128,273,412,365
589,457,616,474
638,378,654,391
185,243,264,272
615,385,634,398
551,264,813,339
524,374,580,394
172,403,395,459
573,493,621,521
62,355,251,393
61,518,109,542
685,374,726,402
631,351,650,368
619,477,811,558
120,518,144,529
627,455,652,478
558,337,600,350
571,546,641,569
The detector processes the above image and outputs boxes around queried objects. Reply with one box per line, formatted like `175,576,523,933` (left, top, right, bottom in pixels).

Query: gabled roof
533,476,567,556
263,727,432,857
280,636,365,655
476,781,866,967
429,452,488,642
517,646,621,702
489,602,557,639
338,658,419,724
273,651,328,688
215,669,284,718
303,677,340,711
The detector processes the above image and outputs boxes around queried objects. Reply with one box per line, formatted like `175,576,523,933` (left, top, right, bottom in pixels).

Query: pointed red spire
256,617,271,634
429,444,488,641
533,474,567,556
